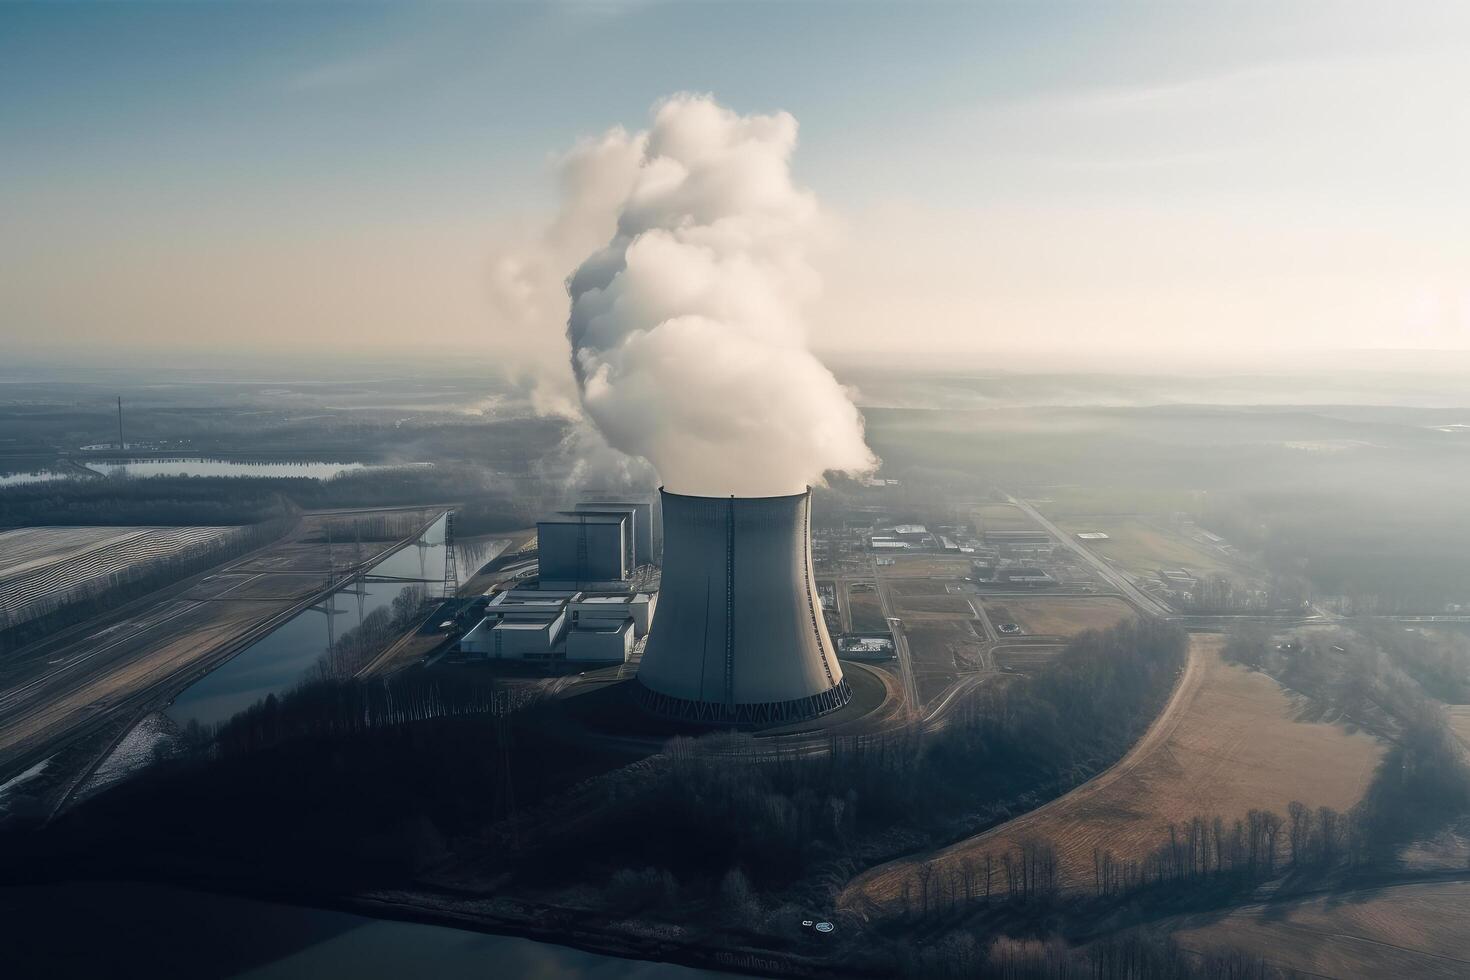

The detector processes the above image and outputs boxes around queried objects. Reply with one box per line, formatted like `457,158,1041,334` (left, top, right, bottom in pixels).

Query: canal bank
0,880,736,979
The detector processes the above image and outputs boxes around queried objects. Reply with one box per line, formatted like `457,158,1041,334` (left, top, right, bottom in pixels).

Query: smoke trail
486,129,643,417
564,95,877,496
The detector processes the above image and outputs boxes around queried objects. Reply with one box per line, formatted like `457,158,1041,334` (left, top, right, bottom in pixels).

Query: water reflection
83,458,386,480
1,881,732,979
166,519,511,728
0,469,77,487
168,515,465,728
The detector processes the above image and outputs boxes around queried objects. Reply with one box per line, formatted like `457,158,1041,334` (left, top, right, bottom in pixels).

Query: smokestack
117,396,124,451
635,487,850,725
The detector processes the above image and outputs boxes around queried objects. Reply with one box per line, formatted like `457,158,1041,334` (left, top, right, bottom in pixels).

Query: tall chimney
117,396,125,450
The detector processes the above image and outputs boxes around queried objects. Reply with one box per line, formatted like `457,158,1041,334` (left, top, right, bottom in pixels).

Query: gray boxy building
537,512,628,588
575,499,655,567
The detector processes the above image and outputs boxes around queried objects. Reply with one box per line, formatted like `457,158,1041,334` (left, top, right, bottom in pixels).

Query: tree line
202,666,537,759
0,464,535,529
310,584,430,681
503,621,1187,907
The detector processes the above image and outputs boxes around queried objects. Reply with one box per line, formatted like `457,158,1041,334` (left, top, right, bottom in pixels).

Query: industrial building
634,488,850,726
996,567,1055,586
984,529,1053,547
537,512,630,589
575,499,655,567
458,588,655,664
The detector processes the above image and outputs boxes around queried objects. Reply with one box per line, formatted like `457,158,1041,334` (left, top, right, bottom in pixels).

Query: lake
81,458,405,479
0,881,733,979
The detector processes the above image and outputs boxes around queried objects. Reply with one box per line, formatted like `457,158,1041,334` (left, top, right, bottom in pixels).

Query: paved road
1005,494,1174,618
872,558,920,717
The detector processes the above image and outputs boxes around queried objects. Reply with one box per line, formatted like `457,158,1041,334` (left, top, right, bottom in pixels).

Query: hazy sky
3,1,1468,365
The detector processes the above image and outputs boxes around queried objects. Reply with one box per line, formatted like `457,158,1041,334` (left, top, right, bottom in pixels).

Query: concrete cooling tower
635,488,851,725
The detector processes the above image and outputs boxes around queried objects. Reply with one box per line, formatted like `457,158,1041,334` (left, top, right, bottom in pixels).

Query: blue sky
3,1,1468,361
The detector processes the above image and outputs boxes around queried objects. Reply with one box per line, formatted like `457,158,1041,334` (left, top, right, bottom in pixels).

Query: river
166,516,505,727
1,881,730,978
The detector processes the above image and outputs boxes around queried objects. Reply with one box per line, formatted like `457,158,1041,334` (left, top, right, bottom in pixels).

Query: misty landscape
5,3,1470,979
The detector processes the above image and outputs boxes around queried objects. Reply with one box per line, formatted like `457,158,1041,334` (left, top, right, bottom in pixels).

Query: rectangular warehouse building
537,512,629,589
576,499,655,567
457,588,653,664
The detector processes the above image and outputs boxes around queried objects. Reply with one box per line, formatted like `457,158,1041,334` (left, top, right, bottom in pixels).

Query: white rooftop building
458,587,654,664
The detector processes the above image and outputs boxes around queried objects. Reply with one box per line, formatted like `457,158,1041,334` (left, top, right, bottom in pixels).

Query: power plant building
575,500,655,567
634,488,850,725
537,512,629,589
458,588,654,663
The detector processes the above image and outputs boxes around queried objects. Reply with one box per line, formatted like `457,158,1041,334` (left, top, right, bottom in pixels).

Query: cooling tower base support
633,677,852,727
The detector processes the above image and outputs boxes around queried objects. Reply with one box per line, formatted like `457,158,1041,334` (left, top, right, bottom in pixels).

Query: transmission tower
441,510,459,601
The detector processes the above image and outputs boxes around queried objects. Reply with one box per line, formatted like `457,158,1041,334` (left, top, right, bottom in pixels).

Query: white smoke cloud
565,94,878,496
485,128,644,417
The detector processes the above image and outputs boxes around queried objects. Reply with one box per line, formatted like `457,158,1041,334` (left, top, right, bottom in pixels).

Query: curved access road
840,635,1203,914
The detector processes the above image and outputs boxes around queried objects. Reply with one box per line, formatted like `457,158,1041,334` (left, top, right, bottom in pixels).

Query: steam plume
565,95,877,496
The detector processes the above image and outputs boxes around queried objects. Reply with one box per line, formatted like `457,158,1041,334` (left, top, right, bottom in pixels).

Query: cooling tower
634,488,850,725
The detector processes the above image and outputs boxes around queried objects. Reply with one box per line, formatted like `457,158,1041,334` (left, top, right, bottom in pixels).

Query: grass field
1169,880,1470,978
973,503,1039,533
843,635,1384,906
980,596,1135,637
881,556,976,579
1051,516,1239,582
847,590,888,632
895,594,976,618
891,579,956,597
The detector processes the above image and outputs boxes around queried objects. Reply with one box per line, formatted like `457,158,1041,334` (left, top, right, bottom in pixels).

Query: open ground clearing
904,620,984,699
882,556,976,579
843,635,1384,907
1169,880,1470,978
973,503,1040,533
0,509,441,779
895,594,977,618
890,579,955,597
980,596,1135,637
992,643,1065,671
0,526,244,623
1050,516,1242,584
1448,706,1470,748
847,590,888,632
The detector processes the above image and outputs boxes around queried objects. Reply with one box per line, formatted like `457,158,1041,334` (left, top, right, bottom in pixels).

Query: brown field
905,620,986,683
1170,881,1470,978
981,596,1135,637
973,503,1039,533
896,594,976,618
842,635,1384,907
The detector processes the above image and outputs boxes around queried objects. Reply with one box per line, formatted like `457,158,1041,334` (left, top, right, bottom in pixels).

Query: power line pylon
441,510,458,601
